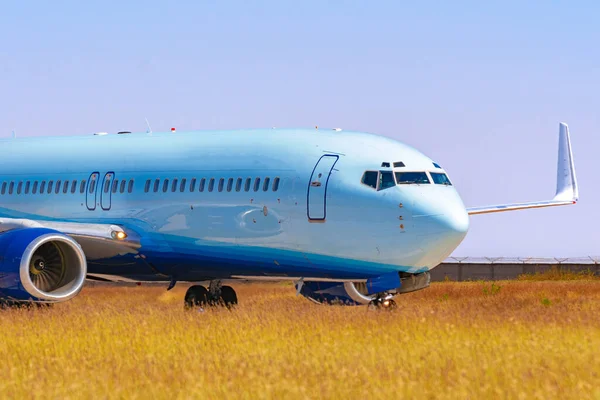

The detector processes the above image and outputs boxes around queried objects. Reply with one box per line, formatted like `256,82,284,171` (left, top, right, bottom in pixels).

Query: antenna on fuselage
145,118,153,135
11,130,16,138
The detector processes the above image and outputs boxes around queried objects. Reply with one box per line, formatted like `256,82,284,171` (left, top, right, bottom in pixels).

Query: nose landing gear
368,293,397,310
184,281,238,310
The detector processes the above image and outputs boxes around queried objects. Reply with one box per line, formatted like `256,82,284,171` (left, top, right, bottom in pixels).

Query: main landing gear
184,281,238,310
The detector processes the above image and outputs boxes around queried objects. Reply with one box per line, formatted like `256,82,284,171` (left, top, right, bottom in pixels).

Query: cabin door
100,172,115,210
86,172,100,210
307,155,339,221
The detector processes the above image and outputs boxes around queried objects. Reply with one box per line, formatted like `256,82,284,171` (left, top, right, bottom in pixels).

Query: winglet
553,123,579,202
467,122,579,215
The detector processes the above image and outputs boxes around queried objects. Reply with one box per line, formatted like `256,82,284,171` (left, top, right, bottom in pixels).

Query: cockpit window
430,172,452,185
393,161,405,168
378,171,395,190
361,171,378,189
395,172,430,184
432,162,442,169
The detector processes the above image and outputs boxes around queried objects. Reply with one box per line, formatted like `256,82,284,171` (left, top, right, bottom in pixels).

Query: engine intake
0,228,87,302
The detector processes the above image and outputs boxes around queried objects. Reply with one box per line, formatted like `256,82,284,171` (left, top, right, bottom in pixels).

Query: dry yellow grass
518,266,600,281
0,280,599,399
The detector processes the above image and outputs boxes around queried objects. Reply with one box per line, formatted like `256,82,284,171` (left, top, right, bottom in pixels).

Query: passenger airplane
0,123,578,309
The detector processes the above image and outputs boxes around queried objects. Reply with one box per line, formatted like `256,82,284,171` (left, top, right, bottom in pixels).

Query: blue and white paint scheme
0,123,578,307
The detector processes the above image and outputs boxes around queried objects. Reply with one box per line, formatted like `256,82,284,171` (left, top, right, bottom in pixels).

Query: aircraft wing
0,218,140,259
467,123,578,215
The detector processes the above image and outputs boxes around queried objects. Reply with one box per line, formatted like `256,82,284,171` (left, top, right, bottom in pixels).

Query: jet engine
296,272,431,305
0,228,87,303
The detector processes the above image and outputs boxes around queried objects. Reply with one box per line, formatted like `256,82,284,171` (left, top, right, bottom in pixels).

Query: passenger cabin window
253,178,261,192
33,181,38,194
244,178,251,192
40,181,46,194
361,171,378,189
218,178,224,192
80,180,86,193
208,178,215,192
17,182,23,195
47,181,53,194
9,182,14,195
227,178,233,192
71,180,77,194
1,182,6,195
171,179,178,192
163,179,169,193
87,179,94,194
112,180,119,194
153,179,160,193
190,178,196,192
62,181,68,194
378,171,395,191
56,180,62,194
235,178,242,192
25,181,31,194
128,180,134,193
120,180,126,193
180,178,186,192
395,172,430,185
430,172,452,186
272,177,280,192
199,178,206,192
145,180,151,193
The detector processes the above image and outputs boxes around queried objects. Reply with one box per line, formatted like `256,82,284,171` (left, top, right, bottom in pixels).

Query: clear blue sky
1,1,598,257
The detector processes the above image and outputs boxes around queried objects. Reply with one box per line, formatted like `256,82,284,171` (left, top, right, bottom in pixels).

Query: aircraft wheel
219,285,238,309
184,285,209,310
368,297,397,311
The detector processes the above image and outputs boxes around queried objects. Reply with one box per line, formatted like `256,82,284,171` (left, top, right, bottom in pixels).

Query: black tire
220,285,238,309
184,285,209,310
368,298,397,311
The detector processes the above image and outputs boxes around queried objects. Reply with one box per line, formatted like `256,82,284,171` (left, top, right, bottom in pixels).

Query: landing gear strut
368,293,397,310
184,281,238,310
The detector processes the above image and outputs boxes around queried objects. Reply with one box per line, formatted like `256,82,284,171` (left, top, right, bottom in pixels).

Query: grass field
0,280,599,399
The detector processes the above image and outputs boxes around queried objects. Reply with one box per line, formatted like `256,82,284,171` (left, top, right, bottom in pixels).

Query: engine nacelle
297,272,431,305
0,228,87,303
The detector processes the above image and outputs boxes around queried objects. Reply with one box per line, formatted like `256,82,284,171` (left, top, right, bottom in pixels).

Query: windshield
395,172,430,185
378,171,396,190
430,172,452,185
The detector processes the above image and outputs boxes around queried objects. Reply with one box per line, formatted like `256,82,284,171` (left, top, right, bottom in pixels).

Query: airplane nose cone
413,190,469,235
415,205,469,239
410,189,469,267
438,204,469,236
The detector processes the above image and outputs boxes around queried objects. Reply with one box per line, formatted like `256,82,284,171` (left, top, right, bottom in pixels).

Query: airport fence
431,257,600,281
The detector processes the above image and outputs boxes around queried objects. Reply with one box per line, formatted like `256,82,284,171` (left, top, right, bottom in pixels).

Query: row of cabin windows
103,179,135,194
0,179,134,195
0,176,283,196
144,177,281,194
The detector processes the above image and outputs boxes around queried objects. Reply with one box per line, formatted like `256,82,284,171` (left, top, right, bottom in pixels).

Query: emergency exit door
100,172,115,210
307,155,339,221
86,172,99,210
